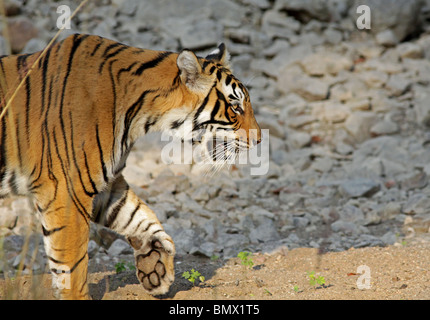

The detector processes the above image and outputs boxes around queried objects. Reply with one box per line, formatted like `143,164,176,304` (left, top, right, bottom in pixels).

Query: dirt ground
1,235,430,300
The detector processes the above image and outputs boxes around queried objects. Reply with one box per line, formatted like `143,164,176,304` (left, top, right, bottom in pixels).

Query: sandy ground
1,235,429,300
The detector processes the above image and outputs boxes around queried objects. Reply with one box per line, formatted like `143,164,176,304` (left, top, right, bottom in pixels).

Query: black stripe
0,112,7,184
209,65,216,74
144,115,158,133
95,124,109,183
225,74,232,86
216,69,222,81
48,256,64,264
217,88,229,104
9,171,18,194
199,119,233,127
106,190,128,227
70,252,87,273
117,62,138,81
16,55,32,146
42,225,66,236
172,70,181,87
14,117,22,168
52,130,91,223
193,85,215,130
123,203,141,229
133,52,172,76
69,111,97,197
171,119,185,130
24,75,31,145
143,221,156,233
16,54,30,78
0,57,6,79
202,60,210,70
121,90,152,152
105,46,127,60
210,100,221,121
40,45,52,116
27,124,45,191
42,88,59,211
108,59,118,167
98,46,127,73
82,149,98,195
90,40,103,56
59,34,88,166
102,43,123,57
228,93,239,100
79,277,88,295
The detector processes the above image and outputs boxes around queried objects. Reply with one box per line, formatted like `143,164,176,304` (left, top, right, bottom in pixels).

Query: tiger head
172,44,261,163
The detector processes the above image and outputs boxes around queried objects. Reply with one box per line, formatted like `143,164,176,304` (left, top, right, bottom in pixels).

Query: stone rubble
1,0,430,276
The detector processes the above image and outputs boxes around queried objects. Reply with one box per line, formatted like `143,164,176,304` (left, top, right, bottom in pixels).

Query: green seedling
182,268,205,286
211,254,220,261
307,271,326,287
115,260,135,274
264,288,273,296
237,251,254,268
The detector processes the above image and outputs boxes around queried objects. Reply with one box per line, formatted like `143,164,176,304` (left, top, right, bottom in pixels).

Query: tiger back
0,34,261,299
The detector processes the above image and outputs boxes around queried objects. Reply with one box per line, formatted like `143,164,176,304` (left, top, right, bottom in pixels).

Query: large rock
7,16,38,53
311,101,351,123
299,52,353,76
344,111,378,142
177,19,221,50
3,0,21,16
277,65,329,101
107,239,133,256
339,178,381,198
275,0,352,22
261,9,301,39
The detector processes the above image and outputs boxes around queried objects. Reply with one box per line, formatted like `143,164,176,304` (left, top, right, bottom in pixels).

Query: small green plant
211,254,220,261
237,251,254,268
264,288,273,296
395,233,407,246
307,271,326,287
293,285,299,292
182,268,205,286
115,260,135,274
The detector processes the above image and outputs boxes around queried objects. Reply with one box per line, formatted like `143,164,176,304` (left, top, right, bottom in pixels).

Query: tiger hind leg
92,175,175,296
37,197,91,300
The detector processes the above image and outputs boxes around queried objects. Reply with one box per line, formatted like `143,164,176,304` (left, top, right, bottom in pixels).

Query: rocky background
1,0,430,277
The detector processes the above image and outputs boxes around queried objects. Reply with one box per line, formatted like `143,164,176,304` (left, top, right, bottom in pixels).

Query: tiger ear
205,43,231,70
177,49,213,93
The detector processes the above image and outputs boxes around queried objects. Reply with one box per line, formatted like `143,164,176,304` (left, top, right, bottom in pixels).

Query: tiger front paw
128,231,175,296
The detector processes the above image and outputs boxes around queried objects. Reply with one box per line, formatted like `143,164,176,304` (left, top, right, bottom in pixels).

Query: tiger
0,33,261,299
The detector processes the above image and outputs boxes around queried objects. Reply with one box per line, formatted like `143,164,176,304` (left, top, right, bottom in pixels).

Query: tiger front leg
92,175,175,296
